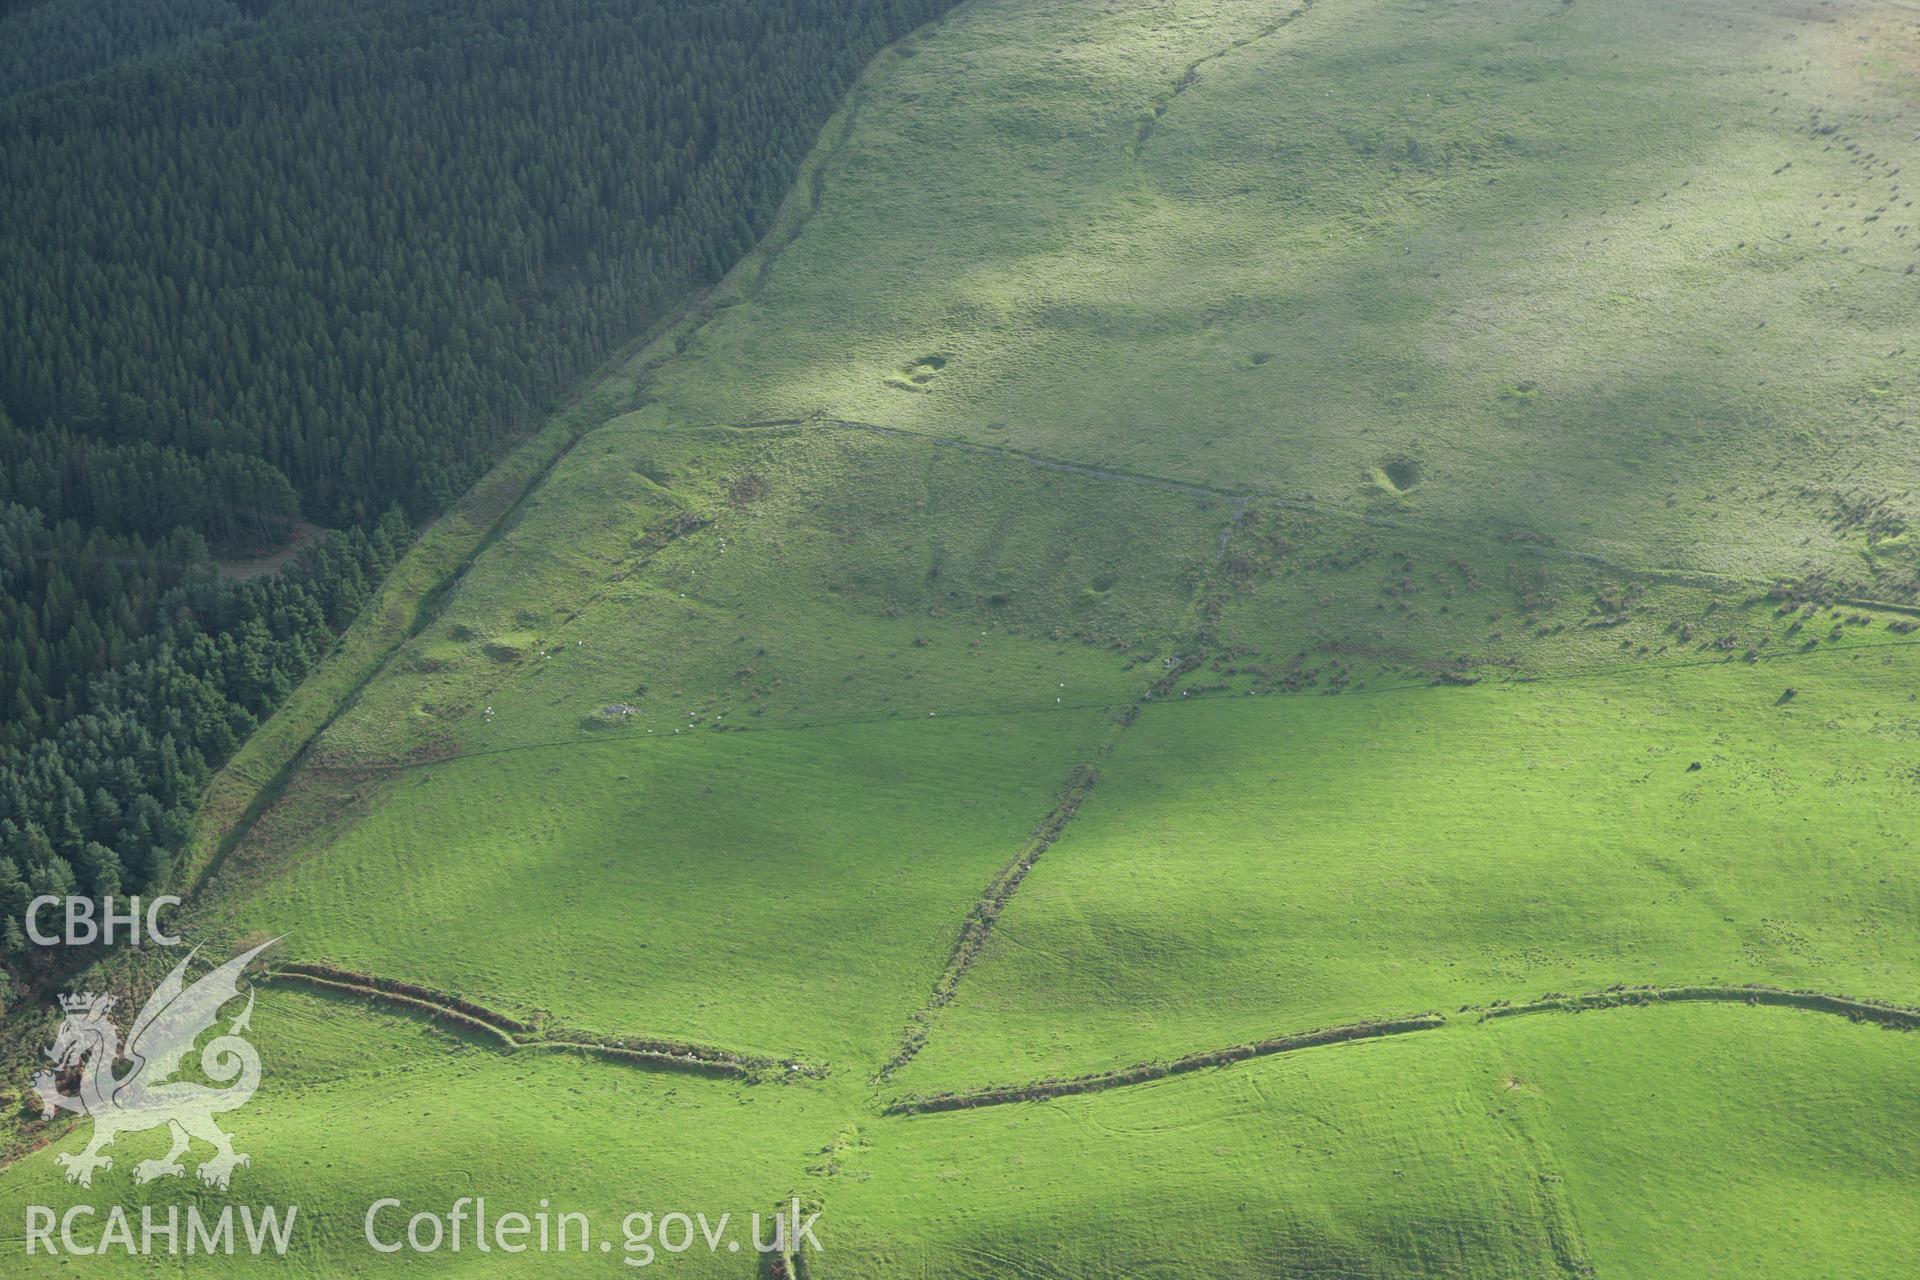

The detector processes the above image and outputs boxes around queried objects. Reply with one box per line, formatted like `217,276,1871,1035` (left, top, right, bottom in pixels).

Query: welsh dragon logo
33,939,276,1190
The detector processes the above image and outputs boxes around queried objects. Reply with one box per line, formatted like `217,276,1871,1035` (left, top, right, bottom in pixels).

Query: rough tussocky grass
7,0,1919,1276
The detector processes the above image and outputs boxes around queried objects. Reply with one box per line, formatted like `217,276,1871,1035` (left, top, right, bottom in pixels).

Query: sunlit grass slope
3,987,849,1278
838,1029,1571,1280
1490,1003,1920,1280
897,643,1920,1091
10,995,1911,1278
193,420,1238,1062
228,714,1112,1066
8,0,1918,1276
833,1005,1920,1279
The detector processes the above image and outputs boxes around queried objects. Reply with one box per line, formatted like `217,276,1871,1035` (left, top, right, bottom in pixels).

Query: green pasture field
830,1004,1920,1279
220,713,1114,1068
1,987,850,1277
6,0,1918,1276
894,644,1920,1093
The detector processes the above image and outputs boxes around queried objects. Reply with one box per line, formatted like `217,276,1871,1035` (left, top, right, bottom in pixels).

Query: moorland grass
8,0,1918,1275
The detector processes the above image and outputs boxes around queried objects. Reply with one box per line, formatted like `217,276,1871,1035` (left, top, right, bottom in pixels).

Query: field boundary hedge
266,963,821,1081
884,1015,1445,1115
1475,984,1920,1029
885,982,1920,1116
877,762,1101,1080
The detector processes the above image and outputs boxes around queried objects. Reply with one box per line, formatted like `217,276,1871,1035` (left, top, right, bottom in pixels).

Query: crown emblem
39,939,276,1191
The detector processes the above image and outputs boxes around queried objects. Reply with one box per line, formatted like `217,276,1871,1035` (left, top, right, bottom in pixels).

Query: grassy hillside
0,986,853,1277
646,0,1920,588
6,0,1917,1275
894,649,1920,1090
830,1005,1920,1279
